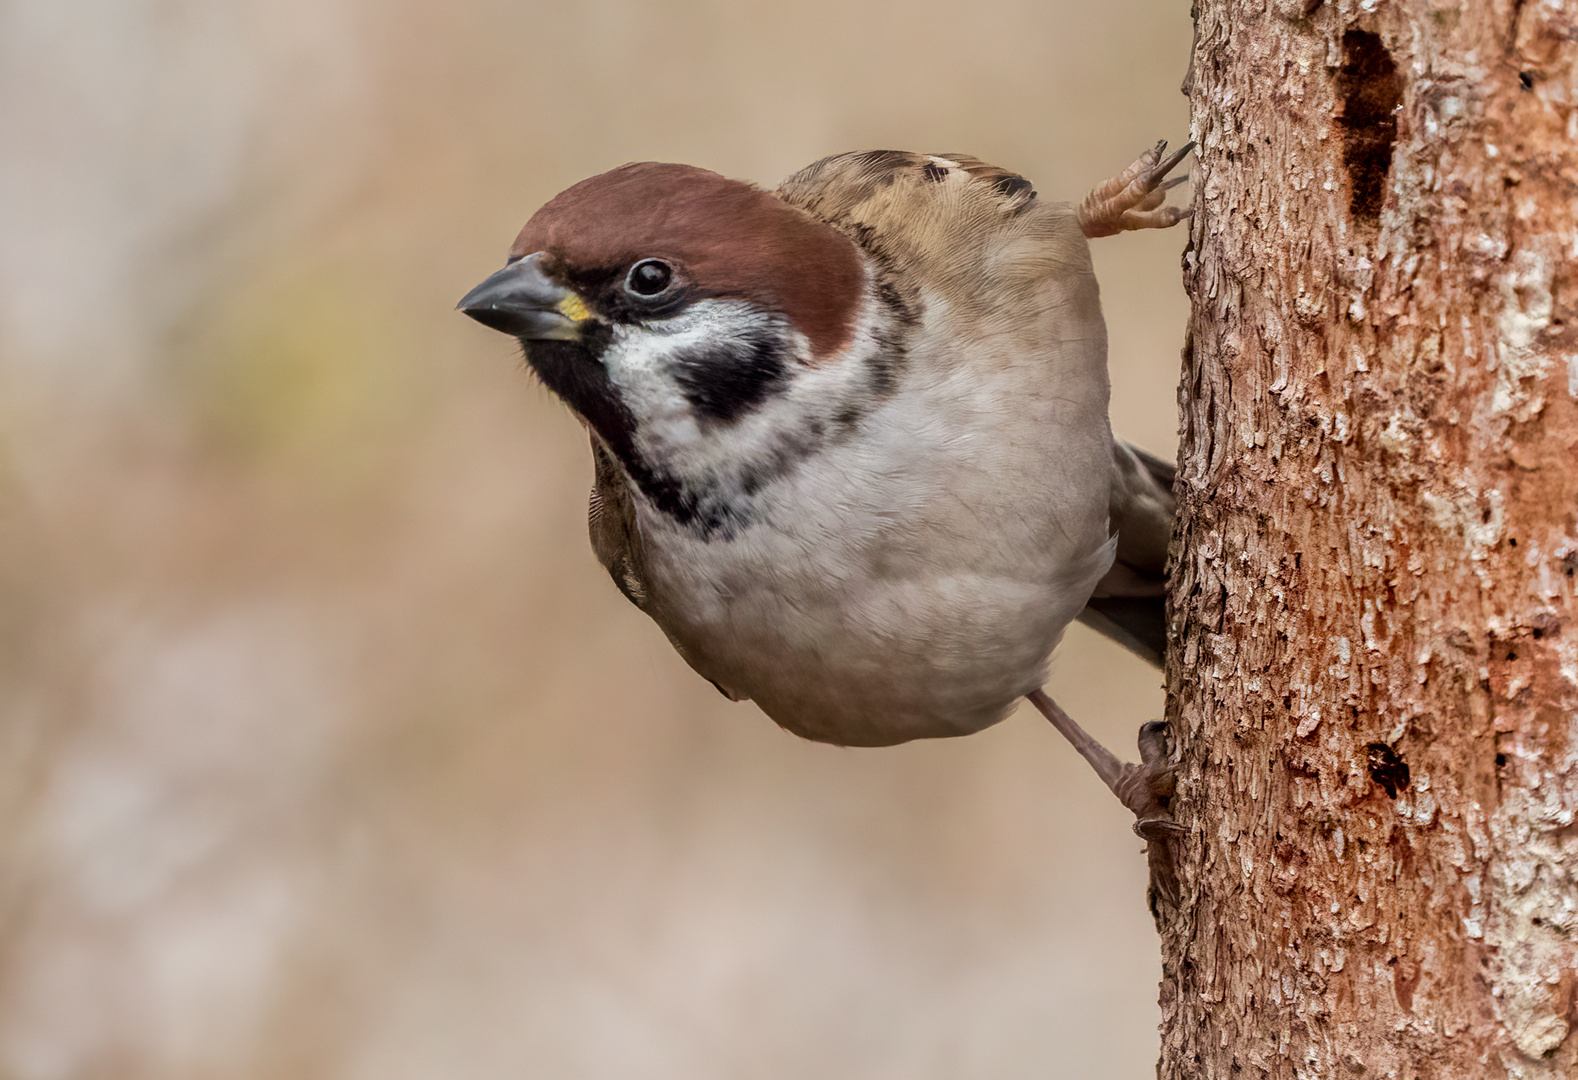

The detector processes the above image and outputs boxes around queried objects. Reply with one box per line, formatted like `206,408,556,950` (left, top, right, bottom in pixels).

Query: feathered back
776,151,1094,334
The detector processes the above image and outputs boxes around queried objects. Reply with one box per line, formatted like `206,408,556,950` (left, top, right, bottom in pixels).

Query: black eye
625,259,674,298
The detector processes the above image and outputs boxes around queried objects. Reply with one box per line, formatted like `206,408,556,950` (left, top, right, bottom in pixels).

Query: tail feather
1076,598,1168,669
1077,440,1176,669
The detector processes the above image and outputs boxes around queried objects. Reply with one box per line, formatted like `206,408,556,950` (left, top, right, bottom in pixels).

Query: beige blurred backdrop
0,1,1193,1077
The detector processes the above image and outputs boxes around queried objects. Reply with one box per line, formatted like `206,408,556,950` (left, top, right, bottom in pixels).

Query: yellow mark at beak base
556,293,593,324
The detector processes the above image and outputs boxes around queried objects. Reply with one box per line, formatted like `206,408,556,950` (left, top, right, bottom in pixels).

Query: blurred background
0,0,1192,1076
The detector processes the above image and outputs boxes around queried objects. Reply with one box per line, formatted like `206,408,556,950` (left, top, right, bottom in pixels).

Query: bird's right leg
1027,689,1183,909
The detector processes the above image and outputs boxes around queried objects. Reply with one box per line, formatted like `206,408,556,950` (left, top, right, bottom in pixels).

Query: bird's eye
625,259,674,298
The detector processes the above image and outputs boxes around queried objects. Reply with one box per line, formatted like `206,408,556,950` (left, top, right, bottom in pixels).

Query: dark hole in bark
1336,30,1402,223
1366,742,1410,798
1519,70,1535,89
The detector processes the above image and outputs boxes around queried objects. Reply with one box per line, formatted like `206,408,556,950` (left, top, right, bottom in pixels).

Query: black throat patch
522,333,748,538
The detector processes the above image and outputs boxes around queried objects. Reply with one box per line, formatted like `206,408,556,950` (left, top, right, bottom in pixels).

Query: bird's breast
633,371,1117,746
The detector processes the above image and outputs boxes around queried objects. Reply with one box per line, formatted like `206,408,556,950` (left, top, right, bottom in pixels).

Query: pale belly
631,354,1118,746
641,498,1116,747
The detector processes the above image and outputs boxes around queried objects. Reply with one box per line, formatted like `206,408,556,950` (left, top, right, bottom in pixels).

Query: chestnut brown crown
512,162,866,360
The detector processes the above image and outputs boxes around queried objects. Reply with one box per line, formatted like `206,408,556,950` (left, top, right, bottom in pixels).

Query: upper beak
458,252,590,340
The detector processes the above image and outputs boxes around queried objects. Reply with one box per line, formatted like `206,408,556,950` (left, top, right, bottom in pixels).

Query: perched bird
460,143,1190,857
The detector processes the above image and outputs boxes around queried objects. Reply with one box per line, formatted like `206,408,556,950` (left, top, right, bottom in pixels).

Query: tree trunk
1162,1,1578,1076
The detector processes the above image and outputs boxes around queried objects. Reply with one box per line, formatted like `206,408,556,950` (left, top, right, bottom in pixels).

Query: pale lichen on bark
1161,0,1578,1076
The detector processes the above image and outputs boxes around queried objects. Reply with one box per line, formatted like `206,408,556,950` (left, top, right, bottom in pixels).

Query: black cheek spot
1366,742,1411,799
921,161,950,183
672,332,791,424
1336,29,1403,223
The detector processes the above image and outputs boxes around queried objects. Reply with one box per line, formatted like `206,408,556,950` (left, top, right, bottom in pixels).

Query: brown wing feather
587,435,649,611
776,150,1038,229
775,151,1086,336
930,153,1038,210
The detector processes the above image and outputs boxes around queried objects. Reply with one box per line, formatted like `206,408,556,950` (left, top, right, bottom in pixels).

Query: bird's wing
775,151,1093,337
1076,440,1176,668
587,434,651,610
777,150,1040,220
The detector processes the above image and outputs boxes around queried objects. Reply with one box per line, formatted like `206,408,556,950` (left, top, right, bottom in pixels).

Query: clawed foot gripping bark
1077,139,1195,239
1026,689,1182,914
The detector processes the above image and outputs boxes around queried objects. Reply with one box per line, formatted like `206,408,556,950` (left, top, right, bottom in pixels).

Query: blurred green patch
183,266,428,493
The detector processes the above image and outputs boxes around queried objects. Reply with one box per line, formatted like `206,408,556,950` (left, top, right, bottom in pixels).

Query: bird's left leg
1077,139,1194,239
1027,689,1183,909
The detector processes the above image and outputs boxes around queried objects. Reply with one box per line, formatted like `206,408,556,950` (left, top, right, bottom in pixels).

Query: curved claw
1134,817,1188,840
1078,139,1196,239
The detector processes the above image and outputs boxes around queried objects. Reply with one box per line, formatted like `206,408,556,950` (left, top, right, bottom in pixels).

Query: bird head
460,163,897,535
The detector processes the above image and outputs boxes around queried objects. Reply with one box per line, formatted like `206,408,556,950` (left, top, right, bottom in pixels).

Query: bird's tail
1077,441,1175,668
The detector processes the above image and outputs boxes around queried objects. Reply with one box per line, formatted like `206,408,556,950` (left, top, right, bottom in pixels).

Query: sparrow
460,142,1191,869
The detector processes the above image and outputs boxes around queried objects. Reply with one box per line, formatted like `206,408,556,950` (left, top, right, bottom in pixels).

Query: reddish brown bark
1163,0,1578,1075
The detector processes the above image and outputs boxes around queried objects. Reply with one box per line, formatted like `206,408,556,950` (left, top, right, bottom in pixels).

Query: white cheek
601,299,792,463
601,327,702,448
599,285,902,498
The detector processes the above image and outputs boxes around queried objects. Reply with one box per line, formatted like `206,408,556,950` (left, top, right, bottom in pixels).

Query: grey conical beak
458,252,588,340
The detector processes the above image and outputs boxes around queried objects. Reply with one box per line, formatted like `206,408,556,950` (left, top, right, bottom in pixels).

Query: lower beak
458,252,588,340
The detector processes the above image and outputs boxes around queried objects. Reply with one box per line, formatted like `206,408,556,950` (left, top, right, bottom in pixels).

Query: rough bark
1162,1,1578,1077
